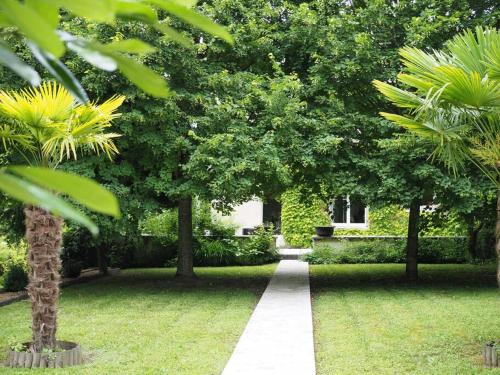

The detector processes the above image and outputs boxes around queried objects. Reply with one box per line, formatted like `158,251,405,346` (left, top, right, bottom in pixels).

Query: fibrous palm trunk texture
25,206,63,352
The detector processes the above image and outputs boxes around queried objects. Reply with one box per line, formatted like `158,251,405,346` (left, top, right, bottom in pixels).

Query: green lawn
0,265,276,374
311,263,500,375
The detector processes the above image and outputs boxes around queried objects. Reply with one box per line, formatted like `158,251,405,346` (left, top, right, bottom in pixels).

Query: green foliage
3,262,29,292
0,0,232,100
337,205,465,237
374,27,500,184
419,209,466,236
194,239,237,267
237,226,278,266
2,247,28,291
140,209,178,244
305,237,469,265
281,189,330,248
194,226,277,267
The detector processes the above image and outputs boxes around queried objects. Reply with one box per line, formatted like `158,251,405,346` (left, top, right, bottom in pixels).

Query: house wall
216,198,264,235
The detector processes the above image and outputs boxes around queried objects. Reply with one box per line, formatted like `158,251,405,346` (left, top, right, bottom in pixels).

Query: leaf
112,53,170,98
104,39,156,55
0,42,41,86
155,23,193,48
115,0,158,23
0,0,64,58
58,31,117,71
373,80,422,109
43,0,115,23
0,172,98,234
28,42,90,104
8,166,121,218
148,0,233,44
25,0,59,29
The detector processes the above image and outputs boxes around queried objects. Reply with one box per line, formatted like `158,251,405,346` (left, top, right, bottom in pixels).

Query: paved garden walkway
222,259,316,375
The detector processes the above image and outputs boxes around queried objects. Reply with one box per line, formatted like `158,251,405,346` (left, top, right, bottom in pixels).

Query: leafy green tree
374,27,500,285
274,0,498,282
0,0,232,228
0,82,122,351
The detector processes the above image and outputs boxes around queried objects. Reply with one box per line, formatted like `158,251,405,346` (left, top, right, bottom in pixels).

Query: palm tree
373,27,500,286
0,81,124,351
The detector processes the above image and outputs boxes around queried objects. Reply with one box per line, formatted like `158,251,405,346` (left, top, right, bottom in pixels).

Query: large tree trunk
24,206,63,352
97,245,108,275
466,219,482,261
496,188,500,288
176,196,195,279
406,199,420,283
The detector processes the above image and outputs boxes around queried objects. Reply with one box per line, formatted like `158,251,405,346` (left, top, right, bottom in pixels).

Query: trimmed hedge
305,237,470,264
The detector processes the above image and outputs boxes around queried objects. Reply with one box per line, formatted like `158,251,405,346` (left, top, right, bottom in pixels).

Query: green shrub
194,238,238,266
1,241,28,291
475,225,496,261
237,226,279,265
140,209,178,242
281,189,330,248
305,237,468,264
193,226,278,267
3,262,28,292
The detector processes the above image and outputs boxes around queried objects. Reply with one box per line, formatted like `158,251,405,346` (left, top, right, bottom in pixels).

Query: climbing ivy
280,189,330,248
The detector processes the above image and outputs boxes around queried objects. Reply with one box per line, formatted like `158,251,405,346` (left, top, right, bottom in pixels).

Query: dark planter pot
242,228,255,235
5,341,83,368
315,226,334,237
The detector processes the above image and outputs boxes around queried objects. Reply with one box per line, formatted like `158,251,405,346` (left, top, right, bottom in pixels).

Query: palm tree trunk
496,188,500,288
176,196,196,279
24,206,63,352
406,199,420,283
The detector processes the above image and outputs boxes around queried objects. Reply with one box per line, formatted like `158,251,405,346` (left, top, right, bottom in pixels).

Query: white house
217,196,369,235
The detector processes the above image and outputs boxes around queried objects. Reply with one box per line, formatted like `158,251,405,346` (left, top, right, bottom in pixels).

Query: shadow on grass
310,263,498,292
62,264,277,300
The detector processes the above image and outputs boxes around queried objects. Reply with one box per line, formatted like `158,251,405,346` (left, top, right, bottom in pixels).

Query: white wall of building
216,198,264,235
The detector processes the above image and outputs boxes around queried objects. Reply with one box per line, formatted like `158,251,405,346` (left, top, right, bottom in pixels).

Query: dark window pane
349,196,365,223
333,197,347,223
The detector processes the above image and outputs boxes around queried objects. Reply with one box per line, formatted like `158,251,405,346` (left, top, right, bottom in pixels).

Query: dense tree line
1,0,498,281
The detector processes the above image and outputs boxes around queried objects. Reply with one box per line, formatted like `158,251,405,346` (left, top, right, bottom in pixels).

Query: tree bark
496,188,500,288
97,245,108,275
24,206,63,352
176,196,196,279
406,199,420,283
466,219,482,261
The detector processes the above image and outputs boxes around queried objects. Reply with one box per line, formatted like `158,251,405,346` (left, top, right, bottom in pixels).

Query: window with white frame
328,195,368,229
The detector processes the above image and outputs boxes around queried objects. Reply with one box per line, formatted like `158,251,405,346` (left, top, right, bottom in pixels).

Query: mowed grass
311,263,500,375
0,265,276,374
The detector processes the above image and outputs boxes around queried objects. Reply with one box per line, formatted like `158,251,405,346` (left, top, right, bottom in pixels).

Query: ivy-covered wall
281,190,467,248
280,189,330,248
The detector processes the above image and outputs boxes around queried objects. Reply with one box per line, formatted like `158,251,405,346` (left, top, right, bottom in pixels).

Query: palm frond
447,26,498,77
0,124,34,150
434,66,500,108
373,80,422,109
0,82,124,164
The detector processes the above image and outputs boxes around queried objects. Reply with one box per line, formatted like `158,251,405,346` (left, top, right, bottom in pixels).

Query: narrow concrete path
222,259,316,375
